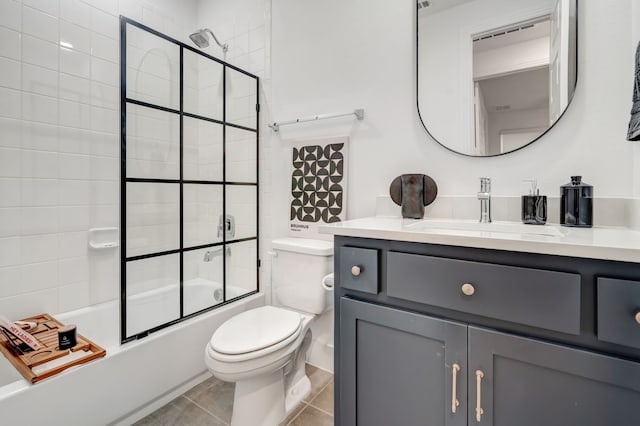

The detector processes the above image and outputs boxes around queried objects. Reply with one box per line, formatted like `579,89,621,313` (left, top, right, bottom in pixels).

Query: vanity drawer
339,247,379,294
597,278,640,350
386,252,581,334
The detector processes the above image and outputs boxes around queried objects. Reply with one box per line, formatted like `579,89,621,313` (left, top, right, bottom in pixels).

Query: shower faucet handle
217,214,236,239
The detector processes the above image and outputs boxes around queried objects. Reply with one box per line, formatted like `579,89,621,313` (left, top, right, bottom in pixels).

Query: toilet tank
271,238,334,315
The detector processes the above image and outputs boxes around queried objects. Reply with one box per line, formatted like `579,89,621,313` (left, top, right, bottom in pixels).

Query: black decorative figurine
389,174,438,219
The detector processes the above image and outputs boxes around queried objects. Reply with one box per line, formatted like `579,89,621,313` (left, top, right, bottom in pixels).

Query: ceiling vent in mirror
417,1,430,10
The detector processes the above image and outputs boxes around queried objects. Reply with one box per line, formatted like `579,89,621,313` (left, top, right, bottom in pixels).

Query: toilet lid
210,306,302,355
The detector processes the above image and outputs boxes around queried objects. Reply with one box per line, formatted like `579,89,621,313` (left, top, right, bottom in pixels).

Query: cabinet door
339,297,467,426
468,326,640,426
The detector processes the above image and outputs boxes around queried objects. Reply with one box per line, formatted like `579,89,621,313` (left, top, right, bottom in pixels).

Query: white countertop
319,217,640,263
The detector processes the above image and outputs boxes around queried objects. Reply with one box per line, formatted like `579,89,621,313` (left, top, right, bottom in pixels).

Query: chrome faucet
477,177,492,223
203,246,231,262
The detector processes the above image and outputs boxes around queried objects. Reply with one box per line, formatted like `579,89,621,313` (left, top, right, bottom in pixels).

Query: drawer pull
635,311,640,325
451,363,460,413
351,266,362,276
475,370,485,422
462,283,475,296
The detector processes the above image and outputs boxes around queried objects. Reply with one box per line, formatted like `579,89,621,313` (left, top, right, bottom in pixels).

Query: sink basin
405,220,567,238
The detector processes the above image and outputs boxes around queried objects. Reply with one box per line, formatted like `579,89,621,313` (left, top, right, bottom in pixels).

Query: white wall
272,0,636,223
0,0,198,319
487,106,548,155
473,36,550,80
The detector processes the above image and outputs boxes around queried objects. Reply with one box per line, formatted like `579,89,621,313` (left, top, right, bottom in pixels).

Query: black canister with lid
560,176,593,227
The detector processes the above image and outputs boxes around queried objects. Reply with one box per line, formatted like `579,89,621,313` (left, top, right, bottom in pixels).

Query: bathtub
0,282,264,425
127,278,250,336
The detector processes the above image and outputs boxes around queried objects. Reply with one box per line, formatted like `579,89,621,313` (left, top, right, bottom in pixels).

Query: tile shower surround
0,0,270,321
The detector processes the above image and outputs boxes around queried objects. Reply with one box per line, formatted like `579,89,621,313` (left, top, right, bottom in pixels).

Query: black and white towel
289,137,348,237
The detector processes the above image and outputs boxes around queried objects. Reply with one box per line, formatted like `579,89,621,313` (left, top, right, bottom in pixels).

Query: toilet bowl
205,306,314,425
204,238,333,426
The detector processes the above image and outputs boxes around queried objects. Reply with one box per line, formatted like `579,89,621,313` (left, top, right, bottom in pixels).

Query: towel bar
269,109,364,132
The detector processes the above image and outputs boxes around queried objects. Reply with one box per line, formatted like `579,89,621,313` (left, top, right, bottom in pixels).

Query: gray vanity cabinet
340,297,640,426
340,297,468,426
334,237,640,426
468,327,640,426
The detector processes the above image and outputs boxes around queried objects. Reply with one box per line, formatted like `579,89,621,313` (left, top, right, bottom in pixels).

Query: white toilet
204,237,333,426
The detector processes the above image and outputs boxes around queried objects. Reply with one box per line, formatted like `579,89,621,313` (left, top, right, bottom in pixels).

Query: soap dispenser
560,176,593,227
521,179,547,225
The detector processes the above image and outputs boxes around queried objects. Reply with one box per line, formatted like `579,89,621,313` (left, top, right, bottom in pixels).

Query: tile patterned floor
134,364,333,426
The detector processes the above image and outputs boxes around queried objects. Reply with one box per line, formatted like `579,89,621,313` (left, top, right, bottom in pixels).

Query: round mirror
417,0,578,156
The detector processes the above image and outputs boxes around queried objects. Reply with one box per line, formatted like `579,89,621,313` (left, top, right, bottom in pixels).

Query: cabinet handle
351,265,362,276
451,363,460,413
635,311,640,325
462,283,475,296
475,370,485,422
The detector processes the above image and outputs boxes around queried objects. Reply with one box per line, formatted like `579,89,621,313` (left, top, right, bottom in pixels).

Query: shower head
189,30,209,48
189,28,228,53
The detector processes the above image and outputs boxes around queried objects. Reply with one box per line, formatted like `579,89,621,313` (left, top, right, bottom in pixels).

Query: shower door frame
119,17,260,344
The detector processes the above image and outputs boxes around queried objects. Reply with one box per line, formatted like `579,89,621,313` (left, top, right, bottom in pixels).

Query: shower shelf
0,313,106,384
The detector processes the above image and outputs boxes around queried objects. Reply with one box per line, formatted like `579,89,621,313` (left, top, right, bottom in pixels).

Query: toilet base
231,369,286,426
285,374,311,414
229,370,310,426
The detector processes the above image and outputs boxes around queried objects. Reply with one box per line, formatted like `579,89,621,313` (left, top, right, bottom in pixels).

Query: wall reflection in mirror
417,0,577,156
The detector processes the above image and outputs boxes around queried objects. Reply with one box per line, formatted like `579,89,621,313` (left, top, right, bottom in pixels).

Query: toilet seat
209,306,303,362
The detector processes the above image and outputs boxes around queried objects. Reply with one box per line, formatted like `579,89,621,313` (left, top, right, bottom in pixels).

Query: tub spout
203,246,231,261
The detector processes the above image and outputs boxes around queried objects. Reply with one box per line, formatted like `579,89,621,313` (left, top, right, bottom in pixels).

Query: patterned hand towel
289,137,348,237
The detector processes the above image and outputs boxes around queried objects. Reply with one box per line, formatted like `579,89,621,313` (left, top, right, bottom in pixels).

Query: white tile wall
183,247,224,315
59,20,91,54
0,0,22,32
0,26,21,59
183,184,223,248
126,182,180,257
23,0,59,16
126,23,180,109
226,126,257,183
226,185,257,240
125,253,180,335
22,35,58,70
126,104,180,179
226,238,257,295
185,48,224,120
0,57,21,89
22,63,58,97
226,67,257,129
60,47,91,78
0,0,198,319
183,117,223,181
22,5,58,41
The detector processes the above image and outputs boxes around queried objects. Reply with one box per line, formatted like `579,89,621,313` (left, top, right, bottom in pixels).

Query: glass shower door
120,17,259,342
